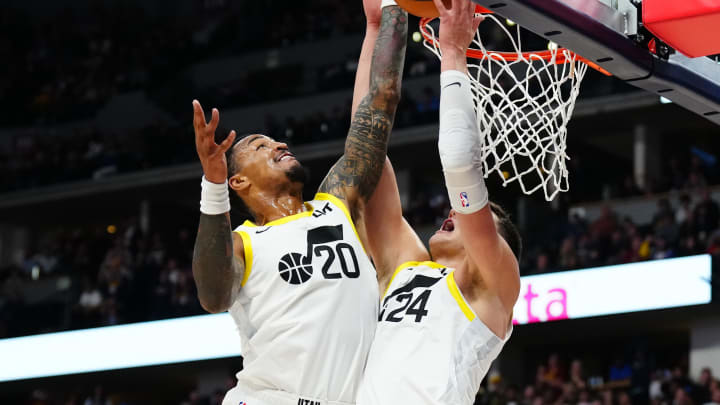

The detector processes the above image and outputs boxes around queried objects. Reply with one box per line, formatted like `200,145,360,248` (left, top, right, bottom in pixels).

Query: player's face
231,134,305,189
428,209,500,258
429,209,465,256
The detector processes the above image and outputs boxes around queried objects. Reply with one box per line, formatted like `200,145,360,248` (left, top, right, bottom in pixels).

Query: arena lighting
511,254,712,325
0,313,240,382
0,255,711,382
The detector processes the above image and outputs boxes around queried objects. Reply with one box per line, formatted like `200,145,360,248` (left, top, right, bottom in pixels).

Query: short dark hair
489,201,523,261
225,133,251,179
225,134,254,219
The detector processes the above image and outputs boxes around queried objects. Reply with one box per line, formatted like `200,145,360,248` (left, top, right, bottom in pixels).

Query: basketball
397,0,488,18
397,0,442,18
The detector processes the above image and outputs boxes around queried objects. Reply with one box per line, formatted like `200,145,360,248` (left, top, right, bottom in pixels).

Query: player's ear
229,174,250,195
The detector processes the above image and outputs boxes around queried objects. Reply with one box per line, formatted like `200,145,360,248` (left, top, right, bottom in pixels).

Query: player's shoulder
311,192,350,213
398,261,448,272
382,261,451,297
393,261,451,280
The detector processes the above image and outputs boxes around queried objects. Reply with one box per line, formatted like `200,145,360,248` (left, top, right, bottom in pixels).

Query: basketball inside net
396,0,443,18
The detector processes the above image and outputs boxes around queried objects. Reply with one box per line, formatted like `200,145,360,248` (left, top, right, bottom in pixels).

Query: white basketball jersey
229,193,378,403
357,261,512,405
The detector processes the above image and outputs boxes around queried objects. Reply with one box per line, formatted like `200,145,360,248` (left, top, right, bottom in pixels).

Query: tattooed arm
318,5,408,221
192,213,245,313
191,101,245,314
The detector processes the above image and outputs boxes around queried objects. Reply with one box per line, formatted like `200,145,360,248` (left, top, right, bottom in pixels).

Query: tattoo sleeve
192,213,242,313
318,6,408,213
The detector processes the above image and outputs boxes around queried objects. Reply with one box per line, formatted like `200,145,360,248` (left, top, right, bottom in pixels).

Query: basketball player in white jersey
357,0,521,403
190,1,408,404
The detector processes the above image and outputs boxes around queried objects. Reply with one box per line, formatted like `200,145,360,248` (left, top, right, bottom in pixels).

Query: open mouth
275,151,295,162
440,219,454,232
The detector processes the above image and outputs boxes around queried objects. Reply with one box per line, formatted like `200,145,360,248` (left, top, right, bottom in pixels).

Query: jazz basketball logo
278,225,361,285
460,191,470,208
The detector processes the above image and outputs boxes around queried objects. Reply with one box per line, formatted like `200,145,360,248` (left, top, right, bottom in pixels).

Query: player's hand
193,100,237,184
432,0,484,54
363,0,384,28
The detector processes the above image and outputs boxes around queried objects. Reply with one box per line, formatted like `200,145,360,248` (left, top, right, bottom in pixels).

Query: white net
422,14,588,201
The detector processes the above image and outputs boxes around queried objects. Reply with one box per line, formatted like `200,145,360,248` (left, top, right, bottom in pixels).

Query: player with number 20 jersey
190,0,408,403
229,194,377,403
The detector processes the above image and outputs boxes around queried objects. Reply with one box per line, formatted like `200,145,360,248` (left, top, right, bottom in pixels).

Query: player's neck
431,252,465,271
250,190,307,225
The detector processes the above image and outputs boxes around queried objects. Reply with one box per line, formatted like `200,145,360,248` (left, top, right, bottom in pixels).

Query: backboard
470,0,720,125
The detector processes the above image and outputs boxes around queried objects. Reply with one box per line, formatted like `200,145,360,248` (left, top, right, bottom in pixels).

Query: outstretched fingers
193,100,207,130
219,130,237,152
465,0,475,14
208,108,220,133
431,0,451,14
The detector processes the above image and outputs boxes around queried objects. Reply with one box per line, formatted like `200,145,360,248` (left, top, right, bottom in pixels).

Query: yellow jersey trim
447,271,477,322
313,193,366,253
241,202,314,227
233,230,253,287
382,261,446,299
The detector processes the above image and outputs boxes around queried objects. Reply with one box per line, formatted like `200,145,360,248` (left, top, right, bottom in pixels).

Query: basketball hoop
420,8,611,201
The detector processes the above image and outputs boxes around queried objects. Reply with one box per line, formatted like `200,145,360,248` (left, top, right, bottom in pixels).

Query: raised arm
345,0,429,280
191,100,246,313
365,158,431,285
351,0,382,118
318,2,408,220
433,0,519,324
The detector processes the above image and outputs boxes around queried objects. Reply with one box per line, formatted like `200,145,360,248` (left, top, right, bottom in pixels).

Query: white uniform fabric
224,193,379,405
357,261,512,405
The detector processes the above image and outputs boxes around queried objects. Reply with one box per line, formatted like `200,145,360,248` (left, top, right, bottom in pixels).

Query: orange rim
419,16,612,76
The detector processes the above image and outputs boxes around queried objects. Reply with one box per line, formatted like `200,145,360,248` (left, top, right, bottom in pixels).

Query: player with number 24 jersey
357,0,521,404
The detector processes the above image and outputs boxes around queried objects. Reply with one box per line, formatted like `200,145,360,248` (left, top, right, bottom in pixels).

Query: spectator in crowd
75,279,104,328
695,189,720,235
676,194,693,225
592,206,619,241
571,359,588,391
608,357,633,387
696,368,715,404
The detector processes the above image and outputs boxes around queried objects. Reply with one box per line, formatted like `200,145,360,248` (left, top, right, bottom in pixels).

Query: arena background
0,0,719,404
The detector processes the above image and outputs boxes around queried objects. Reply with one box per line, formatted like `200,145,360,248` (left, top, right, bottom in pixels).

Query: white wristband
200,176,231,215
444,175,489,214
381,0,397,8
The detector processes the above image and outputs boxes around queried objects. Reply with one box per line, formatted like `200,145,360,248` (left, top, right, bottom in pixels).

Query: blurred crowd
406,174,720,275
1,4,195,125
0,124,195,192
0,83,442,193
474,354,719,405
519,189,720,275
0,218,203,338
495,188,719,275
0,1,365,126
